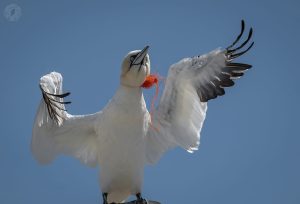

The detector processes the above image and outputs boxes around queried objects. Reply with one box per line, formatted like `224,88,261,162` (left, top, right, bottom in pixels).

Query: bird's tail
107,191,130,203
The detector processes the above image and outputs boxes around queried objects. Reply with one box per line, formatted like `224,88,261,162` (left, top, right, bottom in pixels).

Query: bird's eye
130,55,137,63
130,56,135,62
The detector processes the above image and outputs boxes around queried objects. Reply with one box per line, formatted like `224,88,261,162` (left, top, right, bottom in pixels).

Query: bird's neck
113,85,145,107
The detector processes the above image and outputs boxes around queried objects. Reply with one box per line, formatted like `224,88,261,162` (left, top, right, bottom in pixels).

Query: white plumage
32,21,253,203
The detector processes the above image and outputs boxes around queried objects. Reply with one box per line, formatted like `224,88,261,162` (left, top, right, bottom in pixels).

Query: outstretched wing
32,72,101,167
146,20,254,164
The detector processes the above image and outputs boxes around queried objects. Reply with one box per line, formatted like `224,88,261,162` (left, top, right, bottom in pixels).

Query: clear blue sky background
0,0,299,204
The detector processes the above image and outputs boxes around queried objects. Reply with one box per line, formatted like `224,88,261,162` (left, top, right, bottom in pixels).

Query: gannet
32,20,254,203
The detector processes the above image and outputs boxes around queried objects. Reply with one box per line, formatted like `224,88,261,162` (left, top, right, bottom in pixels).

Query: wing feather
31,72,100,167
146,20,254,164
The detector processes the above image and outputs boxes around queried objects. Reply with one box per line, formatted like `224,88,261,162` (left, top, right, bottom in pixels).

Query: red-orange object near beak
141,74,159,89
141,74,161,130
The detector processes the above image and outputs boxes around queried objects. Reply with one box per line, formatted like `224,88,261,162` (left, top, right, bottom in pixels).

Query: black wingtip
44,91,71,98
227,62,252,70
226,19,254,60
39,84,71,124
227,23,254,54
229,41,254,59
226,20,246,50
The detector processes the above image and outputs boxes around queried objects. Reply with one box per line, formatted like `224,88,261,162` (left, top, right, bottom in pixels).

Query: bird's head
120,46,151,87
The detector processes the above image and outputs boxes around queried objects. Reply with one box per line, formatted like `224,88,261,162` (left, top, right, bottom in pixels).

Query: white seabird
32,20,254,203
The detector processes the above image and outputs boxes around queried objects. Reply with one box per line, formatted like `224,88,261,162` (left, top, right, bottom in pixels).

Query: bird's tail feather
108,191,130,203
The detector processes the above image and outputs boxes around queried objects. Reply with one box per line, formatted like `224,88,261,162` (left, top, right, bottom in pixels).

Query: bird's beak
131,45,149,66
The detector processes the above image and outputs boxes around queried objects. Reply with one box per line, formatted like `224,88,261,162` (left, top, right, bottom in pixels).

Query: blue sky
0,0,299,204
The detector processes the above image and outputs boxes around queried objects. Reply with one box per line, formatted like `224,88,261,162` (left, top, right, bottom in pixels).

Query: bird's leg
136,193,147,204
102,193,108,204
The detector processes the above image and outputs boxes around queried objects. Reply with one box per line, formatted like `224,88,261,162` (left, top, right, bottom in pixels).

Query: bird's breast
95,89,150,195
95,86,151,167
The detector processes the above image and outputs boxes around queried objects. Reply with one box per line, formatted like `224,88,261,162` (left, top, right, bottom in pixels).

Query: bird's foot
135,193,148,204
102,193,108,204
